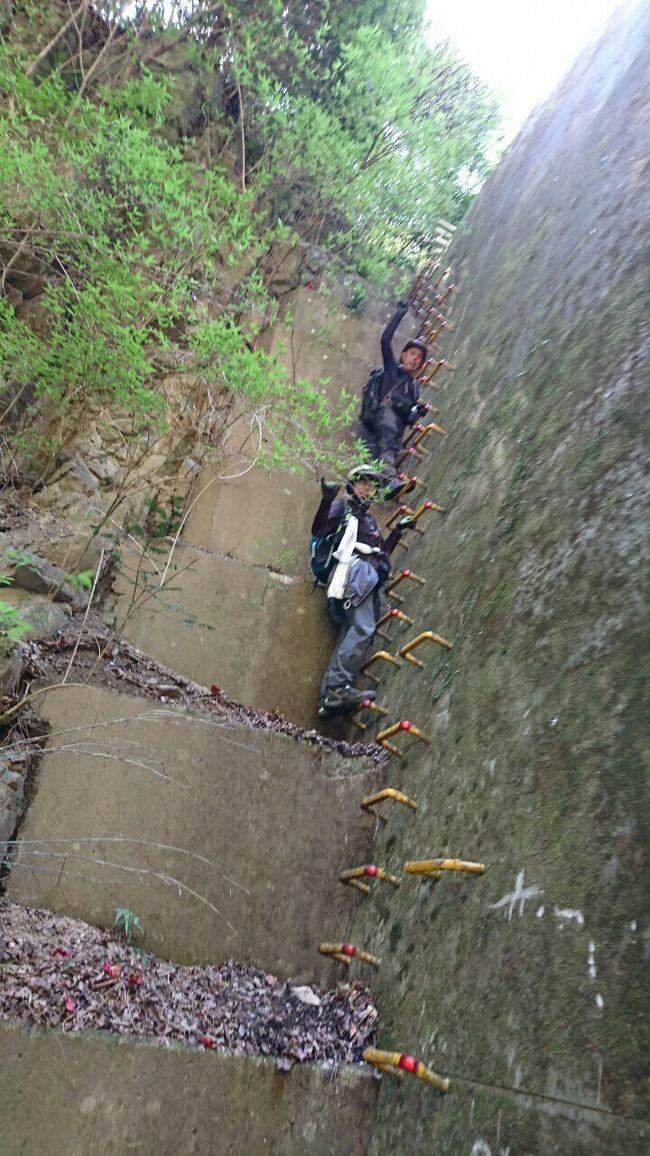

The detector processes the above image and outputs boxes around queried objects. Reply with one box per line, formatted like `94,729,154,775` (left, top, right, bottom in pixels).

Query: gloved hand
396,515,416,532
397,299,410,312
416,401,430,417
320,477,340,501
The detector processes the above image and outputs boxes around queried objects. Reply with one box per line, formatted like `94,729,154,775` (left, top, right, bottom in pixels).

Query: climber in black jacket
360,301,428,500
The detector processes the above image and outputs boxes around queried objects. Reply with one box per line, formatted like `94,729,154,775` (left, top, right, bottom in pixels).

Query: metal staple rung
363,1048,449,1093
360,788,418,821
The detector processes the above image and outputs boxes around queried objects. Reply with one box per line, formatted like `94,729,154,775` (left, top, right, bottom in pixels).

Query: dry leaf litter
0,900,378,1066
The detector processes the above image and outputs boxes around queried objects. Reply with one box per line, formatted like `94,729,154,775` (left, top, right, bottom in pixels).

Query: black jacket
378,305,419,425
311,495,401,579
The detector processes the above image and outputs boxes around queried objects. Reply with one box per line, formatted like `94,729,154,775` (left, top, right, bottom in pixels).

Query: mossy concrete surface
5,686,381,978
352,4,650,1153
0,1022,377,1156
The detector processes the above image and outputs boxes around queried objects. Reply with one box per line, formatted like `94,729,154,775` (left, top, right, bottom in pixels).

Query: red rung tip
360,699,373,709
424,501,433,509
341,943,355,957
398,1054,418,1074
389,608,400,618
399,720,411,731
410,476,419,484
364,865,378,877
401,569,411,577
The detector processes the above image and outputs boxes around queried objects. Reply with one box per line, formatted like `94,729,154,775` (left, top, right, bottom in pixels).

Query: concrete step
281,286,422,350
113,545,331,725
5,686,381,977
1,1022,376,1156
182,466,315,573
258,323,372,416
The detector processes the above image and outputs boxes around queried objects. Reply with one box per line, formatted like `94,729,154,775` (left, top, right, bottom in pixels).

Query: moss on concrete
352,5,650,1152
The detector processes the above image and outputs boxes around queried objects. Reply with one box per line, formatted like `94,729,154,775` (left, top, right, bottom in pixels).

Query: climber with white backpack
311,466,414,717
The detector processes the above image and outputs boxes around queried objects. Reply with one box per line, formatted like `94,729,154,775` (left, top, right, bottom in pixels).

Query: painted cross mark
489,870,543,920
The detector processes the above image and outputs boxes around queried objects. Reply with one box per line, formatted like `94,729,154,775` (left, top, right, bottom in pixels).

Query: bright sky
427,0,629,142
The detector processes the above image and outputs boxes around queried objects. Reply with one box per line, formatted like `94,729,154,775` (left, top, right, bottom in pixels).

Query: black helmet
346,465,382,496
401,338,428,366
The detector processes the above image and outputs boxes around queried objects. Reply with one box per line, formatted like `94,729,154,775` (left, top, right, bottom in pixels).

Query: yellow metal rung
385,503,414,530
398,631,453,669
360,650,402,684
360,788,418,822
318,942,381,968
339,864,401,892
412,422,447,447
376,720,432,756
350,700,388,730
363,1048,449,1093
386,569,426,601
375,607,414,640
404,858,486,877
396,446,417,469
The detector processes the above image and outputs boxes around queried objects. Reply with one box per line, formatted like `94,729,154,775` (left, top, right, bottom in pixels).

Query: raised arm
311,496,345,537
380,302,409,372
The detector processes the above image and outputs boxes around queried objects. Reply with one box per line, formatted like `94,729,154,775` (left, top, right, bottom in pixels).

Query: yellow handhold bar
398,631,453,669
339,864,401,893
360,788,418,821
359,650,402,685
386,569,426,599
404,858,485,877
363,1048,450,1093
351,700,388,731
412,421,447,447
375,720,432,757
318,942,381,968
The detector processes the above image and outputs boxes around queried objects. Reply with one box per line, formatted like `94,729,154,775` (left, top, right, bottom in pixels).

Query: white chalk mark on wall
588,941,597,979
489,870,543,920
554,907,585,928
536,905,545,918
596,993,605,1009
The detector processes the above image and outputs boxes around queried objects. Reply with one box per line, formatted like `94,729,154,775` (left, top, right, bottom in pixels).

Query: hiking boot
318,685,376,717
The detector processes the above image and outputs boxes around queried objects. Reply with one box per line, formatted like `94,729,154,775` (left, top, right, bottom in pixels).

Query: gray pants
358,406,404,480
320,560,379,695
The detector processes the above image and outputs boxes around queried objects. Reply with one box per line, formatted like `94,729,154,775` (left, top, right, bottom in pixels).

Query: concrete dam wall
351,3,650,1153
2,2,649,1153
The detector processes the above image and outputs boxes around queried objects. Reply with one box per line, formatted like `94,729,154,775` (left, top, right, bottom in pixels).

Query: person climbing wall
358,301,429,501
312,466,414,717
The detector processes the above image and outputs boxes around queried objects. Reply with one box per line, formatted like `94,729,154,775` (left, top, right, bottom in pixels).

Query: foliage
0,576,30,641
146,0,503,279
113,906,143,944
0,24,362,479
0,2,502,487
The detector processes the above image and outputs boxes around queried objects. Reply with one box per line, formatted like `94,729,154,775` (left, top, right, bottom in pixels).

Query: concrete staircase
2,286,403,1154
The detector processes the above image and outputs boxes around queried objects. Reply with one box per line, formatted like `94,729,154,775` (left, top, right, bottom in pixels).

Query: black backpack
309,511,350,586
359,367,384,429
